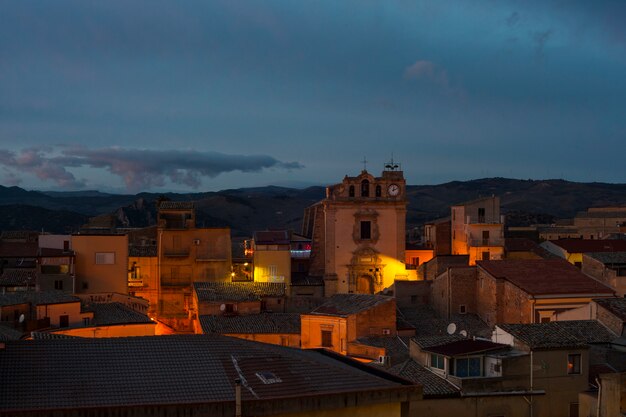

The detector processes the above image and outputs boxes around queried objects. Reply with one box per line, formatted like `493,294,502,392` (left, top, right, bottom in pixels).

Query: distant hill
2,178,626,236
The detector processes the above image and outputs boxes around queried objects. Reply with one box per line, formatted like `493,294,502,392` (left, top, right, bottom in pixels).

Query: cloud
403,60,464,99
0,146,304,191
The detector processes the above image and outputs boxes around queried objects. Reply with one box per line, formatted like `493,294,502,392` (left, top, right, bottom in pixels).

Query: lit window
567,354,581,374
95,252,115,265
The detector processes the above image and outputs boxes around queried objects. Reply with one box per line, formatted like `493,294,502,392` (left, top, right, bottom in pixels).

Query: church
302,163,408,296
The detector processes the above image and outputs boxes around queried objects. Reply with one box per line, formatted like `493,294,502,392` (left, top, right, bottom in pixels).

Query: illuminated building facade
303,166,408,296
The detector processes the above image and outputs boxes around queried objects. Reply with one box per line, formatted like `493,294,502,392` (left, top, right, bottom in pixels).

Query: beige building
72,234,129,294
451,196,505,265
574,206,626,239
156,201,231,329
303,167,408,295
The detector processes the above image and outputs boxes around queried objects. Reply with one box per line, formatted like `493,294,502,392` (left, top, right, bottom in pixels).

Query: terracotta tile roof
129,245,158,257
0,335,413,412
157,201,194,210
388,360,459,397
309,294,393,317
477,259,615,296
253,230,290,245
199,313,301,334
194,282,286,302
0,291,80,307
413,334,467,349
354,336,410,362
497,320,616,349
505,238,539,252
594,298,626,322
0,269,37,287
550,239,626,253
423,339,509,356
398,306,492,338
586,252,626,265
81,302,154,326
0,241,38,257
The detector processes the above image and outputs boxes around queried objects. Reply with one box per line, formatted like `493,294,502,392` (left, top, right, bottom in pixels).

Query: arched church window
349,185,355,197
361,180,370,197
375,185,381,197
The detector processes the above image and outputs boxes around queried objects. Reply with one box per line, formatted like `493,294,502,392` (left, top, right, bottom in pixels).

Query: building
574,207,626,239
540,238,626,268
0,335,422,417
300,294,396,357
582,252,626,296
451,196,505,265
127,245,159,314
198,312,301,347
303,166,408,295
423,218,451,256
156,201,232,330
0,291,89,330
250,230,291,285
430,259,615,328
72,233,129,294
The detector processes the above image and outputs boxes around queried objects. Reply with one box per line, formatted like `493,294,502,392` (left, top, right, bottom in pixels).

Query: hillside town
1,166,625,417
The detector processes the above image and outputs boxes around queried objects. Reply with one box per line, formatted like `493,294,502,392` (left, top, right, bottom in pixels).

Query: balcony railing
163,248,190,257
468,238,505,247
465,216,503,225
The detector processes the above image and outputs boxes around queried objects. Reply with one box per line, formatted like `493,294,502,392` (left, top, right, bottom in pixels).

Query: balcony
465,215,504,225
163,248,190,257
468,238,505,247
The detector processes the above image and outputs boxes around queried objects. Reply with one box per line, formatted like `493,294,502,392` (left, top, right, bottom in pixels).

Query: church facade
303,167,407,296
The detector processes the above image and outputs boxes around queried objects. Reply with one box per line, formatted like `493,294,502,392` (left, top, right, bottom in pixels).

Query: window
410,295,418,304
431,354,445,370
361,180,369,197
95,252,115,265
349,185,355,197
567,354,581,374
482,251,490,261
411,257,419,266
482,230,490,245
269,265,278,277
478,208,485,223
569,403,579,417
83,317,90,326
82,282,89,290
54,280,63,290
375,185,381,197
459,305,467,314
360,221,372,240
321,330,333,347
453,357,482,377
59,315,69,328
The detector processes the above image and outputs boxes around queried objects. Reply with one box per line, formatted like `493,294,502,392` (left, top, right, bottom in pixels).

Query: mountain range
2,178,626,236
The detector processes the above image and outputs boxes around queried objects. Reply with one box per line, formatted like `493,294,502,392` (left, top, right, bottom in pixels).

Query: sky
1,0,625,193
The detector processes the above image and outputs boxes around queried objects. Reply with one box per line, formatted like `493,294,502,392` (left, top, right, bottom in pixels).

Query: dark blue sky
1,1,625,192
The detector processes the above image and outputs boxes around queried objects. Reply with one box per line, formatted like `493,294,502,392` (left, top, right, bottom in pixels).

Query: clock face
388,184,400,196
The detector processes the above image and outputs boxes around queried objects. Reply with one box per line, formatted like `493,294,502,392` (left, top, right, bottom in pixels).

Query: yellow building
251,230,291,285
303,166,408,295
72,233,129,294
451,196,505,265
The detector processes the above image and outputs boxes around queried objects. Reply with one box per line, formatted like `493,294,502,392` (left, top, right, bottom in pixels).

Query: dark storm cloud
0,147,303,191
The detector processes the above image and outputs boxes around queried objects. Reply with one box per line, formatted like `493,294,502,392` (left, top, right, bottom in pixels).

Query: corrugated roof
388,360,459,397
0,291,80,307
550,239,626,253
199,313,300,334
0,268,37,287
81,302,154,326
0,335,412,412
423,339,508,356
477,259,615,296
498,320,616,349
586,252,626,265
309,294,393,317
194,282,286,302
594,298,626,322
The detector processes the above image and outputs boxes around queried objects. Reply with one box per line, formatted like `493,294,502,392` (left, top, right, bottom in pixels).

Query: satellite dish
446,323,457,335
460,330,468,337
220,304,226,312
19,314,25,323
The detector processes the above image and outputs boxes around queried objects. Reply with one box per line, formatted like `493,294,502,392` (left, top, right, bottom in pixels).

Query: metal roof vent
256,371,282,384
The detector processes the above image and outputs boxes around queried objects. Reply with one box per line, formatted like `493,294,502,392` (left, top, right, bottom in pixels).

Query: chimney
235,378,242,417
